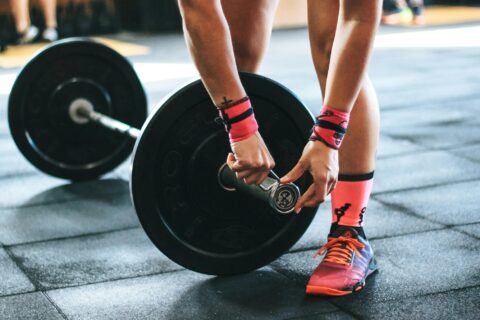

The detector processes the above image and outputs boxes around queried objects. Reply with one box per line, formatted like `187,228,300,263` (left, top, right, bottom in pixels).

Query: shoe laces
314,237,365,266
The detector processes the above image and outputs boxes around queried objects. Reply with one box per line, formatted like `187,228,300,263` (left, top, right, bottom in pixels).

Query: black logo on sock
335,203,351,223
359,207,367,225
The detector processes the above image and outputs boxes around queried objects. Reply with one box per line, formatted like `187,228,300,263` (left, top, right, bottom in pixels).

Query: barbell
8,38,318,275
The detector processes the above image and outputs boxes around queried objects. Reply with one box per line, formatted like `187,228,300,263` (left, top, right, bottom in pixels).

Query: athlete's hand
280,141,338,213
227,132,275,185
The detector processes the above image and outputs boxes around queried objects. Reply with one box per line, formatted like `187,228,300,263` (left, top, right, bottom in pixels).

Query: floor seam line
42,291,69,320
372,176,480,197
5,225,141,248
3,246,41,292
0,190,131,211
371,197,448,226
44,268,186,293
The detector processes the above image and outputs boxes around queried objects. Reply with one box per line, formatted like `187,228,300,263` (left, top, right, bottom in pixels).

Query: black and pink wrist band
309,105,350,150
217,97,258,143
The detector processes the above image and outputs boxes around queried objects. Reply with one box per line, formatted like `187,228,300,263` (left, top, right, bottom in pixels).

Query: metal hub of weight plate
9,38,147,180
131,73,318,275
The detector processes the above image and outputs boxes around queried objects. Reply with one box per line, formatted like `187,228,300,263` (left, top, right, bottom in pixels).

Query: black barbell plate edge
130,72,318,275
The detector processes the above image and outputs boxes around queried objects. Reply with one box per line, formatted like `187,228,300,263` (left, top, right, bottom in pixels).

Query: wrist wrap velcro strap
218,97,258,143
309,105,350,150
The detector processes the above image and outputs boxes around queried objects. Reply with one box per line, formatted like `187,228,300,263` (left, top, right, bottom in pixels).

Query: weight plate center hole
68,98,94,125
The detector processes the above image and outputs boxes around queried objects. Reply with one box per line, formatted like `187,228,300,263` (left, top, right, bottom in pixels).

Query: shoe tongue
330,226,359,239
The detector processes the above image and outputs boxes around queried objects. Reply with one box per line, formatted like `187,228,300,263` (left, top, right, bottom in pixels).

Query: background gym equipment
9,38,147,180
8,38,318,275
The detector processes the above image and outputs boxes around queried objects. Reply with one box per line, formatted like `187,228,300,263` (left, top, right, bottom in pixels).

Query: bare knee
233,42,264,72
178,0,217,28
310,30,335,78
178,0,215,12
230,21,270,72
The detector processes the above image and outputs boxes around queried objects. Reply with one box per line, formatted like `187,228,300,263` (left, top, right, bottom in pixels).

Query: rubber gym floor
0,9,479,320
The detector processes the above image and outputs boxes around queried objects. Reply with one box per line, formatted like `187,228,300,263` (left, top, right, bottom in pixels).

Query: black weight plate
9,38,147,180
131,73,318,275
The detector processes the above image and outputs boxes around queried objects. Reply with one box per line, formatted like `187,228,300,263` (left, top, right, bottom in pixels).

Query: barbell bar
68,94,300,214
70,98,141,139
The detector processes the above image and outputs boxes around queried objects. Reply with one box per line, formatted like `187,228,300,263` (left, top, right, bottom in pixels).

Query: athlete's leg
222,0,279,72
38,0,57,29
281,0,380,212
10,0,41,44
308,0,380,176
323,0,381,114
9,0,31,33
38,0,58,42
306,0,380,296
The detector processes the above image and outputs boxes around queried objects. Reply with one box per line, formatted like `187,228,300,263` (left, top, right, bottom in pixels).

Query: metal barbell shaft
86,109,141,139
73,100,297,214
74,103,140,139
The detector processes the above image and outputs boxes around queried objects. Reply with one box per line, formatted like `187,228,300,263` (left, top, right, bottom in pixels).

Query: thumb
280,161,307,184
226,153,237,169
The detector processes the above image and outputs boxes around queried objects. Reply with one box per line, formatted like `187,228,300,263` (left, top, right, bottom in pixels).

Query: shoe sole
306,258,378,296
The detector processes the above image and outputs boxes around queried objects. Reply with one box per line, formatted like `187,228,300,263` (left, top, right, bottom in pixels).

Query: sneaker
18,25,39,44
412,14,426,26
306,226,378,296
42,28,59,42
381,8,412,25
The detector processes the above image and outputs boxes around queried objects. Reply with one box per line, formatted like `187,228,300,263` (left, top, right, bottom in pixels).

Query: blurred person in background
9,0,58,44
382,0,426,26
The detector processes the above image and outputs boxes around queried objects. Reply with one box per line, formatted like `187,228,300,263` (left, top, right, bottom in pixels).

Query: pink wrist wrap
310,105,350,150
218,97,258,143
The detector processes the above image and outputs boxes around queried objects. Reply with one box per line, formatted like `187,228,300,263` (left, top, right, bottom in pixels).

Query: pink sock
331,172,374,227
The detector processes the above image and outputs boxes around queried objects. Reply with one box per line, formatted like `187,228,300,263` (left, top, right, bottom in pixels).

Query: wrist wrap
218,97,258,143
309,105,350,150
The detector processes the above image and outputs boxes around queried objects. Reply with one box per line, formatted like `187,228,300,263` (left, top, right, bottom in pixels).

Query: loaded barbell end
218,163,300,215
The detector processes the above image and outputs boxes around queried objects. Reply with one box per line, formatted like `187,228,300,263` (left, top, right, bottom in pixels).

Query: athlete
178,0,381,296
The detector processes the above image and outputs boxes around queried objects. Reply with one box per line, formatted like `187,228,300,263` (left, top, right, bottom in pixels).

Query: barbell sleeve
86,110,141,139
218,163,300,214
75,105,140,139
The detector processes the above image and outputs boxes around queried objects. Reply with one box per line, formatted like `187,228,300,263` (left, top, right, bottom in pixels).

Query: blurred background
0,0,479,41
